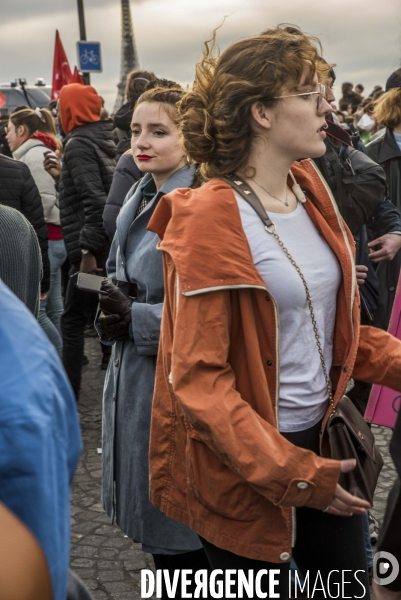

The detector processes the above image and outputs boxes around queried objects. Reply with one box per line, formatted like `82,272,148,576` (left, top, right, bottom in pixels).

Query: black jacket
0,154,50,292
103,153,142,239
367,129,401,329
314,123,401,323
59,120,117,266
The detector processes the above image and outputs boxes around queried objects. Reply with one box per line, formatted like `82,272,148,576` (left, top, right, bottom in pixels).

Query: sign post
77,41,102,74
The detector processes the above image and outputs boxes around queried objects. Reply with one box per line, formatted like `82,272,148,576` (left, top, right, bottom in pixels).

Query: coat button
280,552,290,561
115,358,120,368
389,286,395,292
297,481,308,489
150,334,156,340
267,360,273,366
112,392,116,399
342,366,348,373
265,295,271,301
141,334,147,341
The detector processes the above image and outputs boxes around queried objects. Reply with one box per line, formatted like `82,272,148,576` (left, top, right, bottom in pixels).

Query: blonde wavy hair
373,88,401,129
179,24,331,180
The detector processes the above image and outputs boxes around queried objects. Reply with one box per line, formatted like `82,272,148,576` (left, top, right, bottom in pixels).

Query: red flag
51,30,73,100
71,66,84,85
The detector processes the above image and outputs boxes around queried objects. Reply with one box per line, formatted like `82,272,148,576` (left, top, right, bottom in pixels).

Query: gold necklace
251,178,290,207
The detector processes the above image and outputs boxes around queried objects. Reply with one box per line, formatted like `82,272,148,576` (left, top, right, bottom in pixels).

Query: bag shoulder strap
223,172,335,413
222,174,275,231
222,171,307,232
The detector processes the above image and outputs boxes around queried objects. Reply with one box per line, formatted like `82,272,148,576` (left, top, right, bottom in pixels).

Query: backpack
313,122,386,235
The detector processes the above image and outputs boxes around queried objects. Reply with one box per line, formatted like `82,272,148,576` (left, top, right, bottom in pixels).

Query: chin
309,141,327,159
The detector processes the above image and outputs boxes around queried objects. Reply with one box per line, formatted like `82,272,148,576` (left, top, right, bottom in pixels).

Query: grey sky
1,0,401,110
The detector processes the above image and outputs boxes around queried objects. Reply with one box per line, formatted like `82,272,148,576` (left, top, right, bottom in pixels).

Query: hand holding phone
98,279,133,319
76,273,108,294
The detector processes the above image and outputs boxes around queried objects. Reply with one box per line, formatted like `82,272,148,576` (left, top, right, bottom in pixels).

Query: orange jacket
147,159,401,563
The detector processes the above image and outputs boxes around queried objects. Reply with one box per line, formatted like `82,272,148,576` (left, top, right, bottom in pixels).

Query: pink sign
365,273,401,428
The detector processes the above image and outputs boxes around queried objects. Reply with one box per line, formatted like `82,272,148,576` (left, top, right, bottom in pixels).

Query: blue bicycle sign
77,42,102,73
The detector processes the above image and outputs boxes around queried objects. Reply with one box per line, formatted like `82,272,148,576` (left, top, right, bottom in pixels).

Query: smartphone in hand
76,273,108,294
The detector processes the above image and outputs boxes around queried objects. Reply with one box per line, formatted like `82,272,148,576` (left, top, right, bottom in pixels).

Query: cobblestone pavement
70,336,155,600
71,336,397,599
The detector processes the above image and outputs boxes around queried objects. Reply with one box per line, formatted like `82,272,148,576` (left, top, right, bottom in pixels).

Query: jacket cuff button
280,552,290,561
297,481,308,489
267,360,273,366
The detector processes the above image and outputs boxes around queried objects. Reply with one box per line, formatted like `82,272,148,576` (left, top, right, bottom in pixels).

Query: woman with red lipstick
98,82,210,598
144,26,401,598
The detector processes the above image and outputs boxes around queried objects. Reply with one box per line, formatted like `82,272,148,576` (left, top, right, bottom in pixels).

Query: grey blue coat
101,165,201,552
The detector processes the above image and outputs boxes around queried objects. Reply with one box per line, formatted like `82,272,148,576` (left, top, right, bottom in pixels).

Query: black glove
99,279,133,322
98,312,130,342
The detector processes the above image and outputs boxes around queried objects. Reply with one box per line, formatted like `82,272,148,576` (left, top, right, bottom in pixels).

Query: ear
17,125,26,138
250,101,273,131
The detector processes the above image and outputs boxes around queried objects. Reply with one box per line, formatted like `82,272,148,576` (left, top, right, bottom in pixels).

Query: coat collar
377,128,401,163
117,165,195,253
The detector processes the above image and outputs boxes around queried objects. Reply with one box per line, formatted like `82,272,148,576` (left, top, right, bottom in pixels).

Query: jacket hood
113,97,138,131
64,119,117,158
149,178,265,294
59,83,102,134
148,159,356,299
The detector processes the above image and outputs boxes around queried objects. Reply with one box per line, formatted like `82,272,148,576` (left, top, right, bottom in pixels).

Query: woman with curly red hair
146,25,401,598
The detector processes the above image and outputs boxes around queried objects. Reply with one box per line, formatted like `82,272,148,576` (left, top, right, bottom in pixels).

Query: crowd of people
1,23,401,600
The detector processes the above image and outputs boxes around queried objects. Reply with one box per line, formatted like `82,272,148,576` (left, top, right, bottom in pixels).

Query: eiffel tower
113,0,139,113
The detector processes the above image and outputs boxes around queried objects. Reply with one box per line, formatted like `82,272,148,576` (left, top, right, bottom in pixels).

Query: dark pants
200,420,370,599
61,257,108,399
152,549,211,599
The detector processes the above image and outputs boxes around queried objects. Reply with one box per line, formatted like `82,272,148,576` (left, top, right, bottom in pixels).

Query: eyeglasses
273,82,326,112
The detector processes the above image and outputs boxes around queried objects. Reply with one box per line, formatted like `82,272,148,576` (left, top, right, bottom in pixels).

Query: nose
135,132,151,150
326,88,336,104
318,97,333,117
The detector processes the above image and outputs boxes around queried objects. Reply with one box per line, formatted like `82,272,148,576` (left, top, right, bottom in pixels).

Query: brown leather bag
326,396,383,504
224,173,383,504
0,502,53,600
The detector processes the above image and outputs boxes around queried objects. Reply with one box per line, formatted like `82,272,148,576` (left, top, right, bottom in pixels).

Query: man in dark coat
58,83,117,398
366,69,401,330
0,154,50,294
314,72,401,420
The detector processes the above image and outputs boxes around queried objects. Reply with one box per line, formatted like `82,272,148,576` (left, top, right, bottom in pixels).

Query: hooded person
58,83,117,398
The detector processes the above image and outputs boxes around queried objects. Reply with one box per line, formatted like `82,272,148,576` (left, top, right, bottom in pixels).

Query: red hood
27,132,57,152
58,83,102,134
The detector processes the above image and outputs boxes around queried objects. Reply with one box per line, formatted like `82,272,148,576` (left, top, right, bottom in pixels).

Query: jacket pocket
185,428,263,521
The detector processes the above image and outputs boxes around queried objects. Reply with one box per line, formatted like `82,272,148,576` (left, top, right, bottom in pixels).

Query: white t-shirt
236,198,342,432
